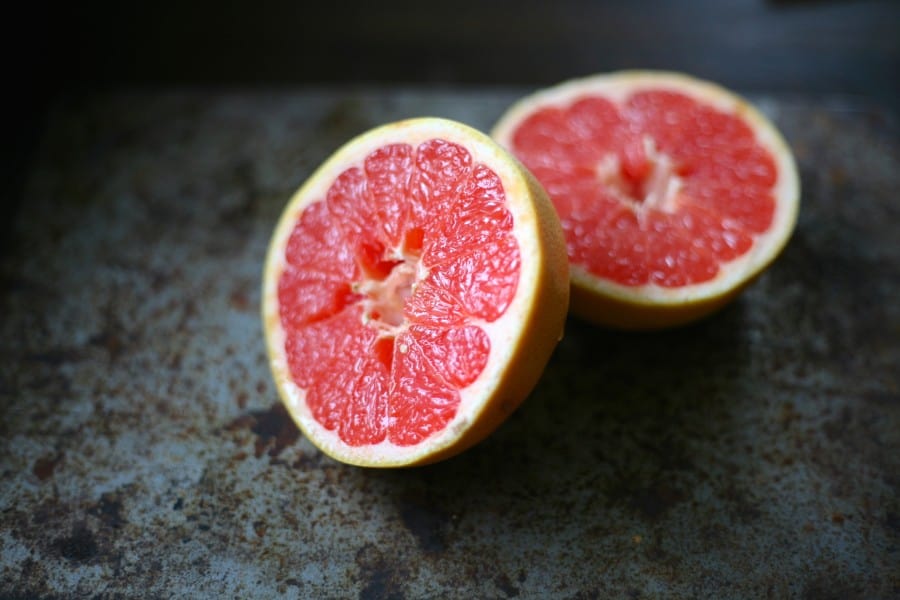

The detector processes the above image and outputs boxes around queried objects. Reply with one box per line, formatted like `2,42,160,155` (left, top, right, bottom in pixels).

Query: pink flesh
511,90,777,286
278,139,520,446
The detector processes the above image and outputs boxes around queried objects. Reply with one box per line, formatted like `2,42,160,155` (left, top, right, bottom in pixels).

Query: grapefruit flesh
263,118,568,467
493,71,800,329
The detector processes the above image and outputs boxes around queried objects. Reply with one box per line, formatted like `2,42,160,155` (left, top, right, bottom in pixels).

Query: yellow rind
262,117,569,467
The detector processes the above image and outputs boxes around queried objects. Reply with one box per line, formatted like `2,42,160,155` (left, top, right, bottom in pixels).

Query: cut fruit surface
492,71,800,329
263,118,569,467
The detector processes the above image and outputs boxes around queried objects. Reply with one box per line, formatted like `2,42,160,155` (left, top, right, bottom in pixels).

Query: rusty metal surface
1,89,898,598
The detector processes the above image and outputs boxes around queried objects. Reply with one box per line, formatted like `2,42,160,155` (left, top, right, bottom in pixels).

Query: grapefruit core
262,118,569,467
492,71,800,329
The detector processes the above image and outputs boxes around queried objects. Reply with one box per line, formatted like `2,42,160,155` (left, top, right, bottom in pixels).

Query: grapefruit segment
426,236,521,323
423,164,513,267
388,333,460,447
364,143,414,247
409,324,490,389
492,70,800,329
284,200,357,279
403,278,468,328
276,266,358,330
263,118,568,466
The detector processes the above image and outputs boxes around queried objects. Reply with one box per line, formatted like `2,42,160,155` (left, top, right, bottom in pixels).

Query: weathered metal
1,90,897,598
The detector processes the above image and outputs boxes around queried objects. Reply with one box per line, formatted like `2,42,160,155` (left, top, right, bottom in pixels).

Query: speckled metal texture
1,89,898,598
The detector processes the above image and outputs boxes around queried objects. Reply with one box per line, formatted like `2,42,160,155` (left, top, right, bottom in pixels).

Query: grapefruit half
492,71,800,329
262,118,569,467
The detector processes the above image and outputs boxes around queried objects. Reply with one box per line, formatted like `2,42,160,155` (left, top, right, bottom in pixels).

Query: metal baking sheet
1,89,898,598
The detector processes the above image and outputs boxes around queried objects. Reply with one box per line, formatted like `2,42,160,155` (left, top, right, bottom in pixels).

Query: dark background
15,1,900,99
4,0,899,228
2,3,899,596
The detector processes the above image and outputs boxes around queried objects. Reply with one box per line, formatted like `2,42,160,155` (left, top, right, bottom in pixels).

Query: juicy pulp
510,89,777,287
277,139,521,447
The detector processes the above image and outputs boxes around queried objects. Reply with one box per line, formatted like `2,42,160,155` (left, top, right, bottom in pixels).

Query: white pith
262,118,546,466
597,135,683,218
356,255,421,333
492,70,801,306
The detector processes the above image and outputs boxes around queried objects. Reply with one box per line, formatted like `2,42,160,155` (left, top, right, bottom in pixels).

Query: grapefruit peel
492,71,800,329
263,118,569,467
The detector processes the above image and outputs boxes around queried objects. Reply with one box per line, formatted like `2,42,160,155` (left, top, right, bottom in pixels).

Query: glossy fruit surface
493,71,800,329
263,118,568,466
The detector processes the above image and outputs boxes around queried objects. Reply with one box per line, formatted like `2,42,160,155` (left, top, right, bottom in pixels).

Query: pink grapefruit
493,71,800,329
262,118,568,467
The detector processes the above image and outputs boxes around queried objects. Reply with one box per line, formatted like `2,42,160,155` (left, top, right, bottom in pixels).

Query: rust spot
494,573,519,597
32,452,64,481
226,415,256,431
19,557,41,588
355,542,408,600
779,402,800,429
831,512,847,525
88,329,124,363
31,497,68,526
256,380,267,394
398,497,449,555
292,452,322,470
226,403,299,459
230,288,250,311
54,523,99,563
236,391,248,409
251,405,300,458
253,520,267,538
88,493,126,530
829,166,847,185
283,511,300,531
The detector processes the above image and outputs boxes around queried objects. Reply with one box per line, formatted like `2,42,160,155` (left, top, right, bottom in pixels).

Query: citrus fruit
492,71,800,329
262,118,569,467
